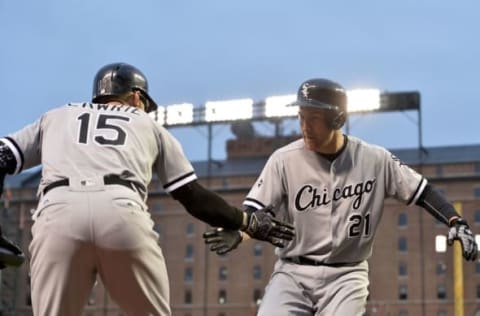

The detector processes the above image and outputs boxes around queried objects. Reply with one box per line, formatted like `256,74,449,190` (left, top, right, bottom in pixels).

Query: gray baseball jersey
2,102,198,315
2,102,197,198
244,136,427,264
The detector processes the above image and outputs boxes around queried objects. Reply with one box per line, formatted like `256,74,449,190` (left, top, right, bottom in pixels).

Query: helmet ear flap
330,111,347,130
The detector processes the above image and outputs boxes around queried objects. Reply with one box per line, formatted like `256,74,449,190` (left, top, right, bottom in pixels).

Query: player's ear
130,91,146,111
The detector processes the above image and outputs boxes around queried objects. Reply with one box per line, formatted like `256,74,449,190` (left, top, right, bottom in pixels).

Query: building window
222,178,229,188
218,289,227,304
437,311,446,316
399,311,408,316
399,285,408,300
435,165,443,176
185,267,193,283
219,267,228,281
253,288,262,305
476,285,480,299
476,162,480,174
436,262,447,276
253,265,262,280
475,210,480,225
186,223,194,236
398,213,407,228
398,237,407,252
218,313,226,316
475,187,480,198
476,263,480,274
185,244,194,260
437,285,447,299
185,289,192,304
253,243,263,256
152,203,163,213
88,289,96,305
398,262,407,277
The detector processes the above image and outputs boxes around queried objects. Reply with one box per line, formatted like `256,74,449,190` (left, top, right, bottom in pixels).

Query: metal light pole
452,202,464,316
203,123,213,316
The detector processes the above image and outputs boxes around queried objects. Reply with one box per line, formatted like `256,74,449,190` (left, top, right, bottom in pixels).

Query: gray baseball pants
258,259,369,316
29,179,170,316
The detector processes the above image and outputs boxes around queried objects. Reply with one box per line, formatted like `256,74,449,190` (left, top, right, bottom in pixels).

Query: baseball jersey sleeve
384,149,427,205
152,123,197,193
244,152,285,211
2,118,43,174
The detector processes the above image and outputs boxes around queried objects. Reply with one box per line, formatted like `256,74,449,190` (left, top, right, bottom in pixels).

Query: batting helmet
289,78,347,129
92,62,158,113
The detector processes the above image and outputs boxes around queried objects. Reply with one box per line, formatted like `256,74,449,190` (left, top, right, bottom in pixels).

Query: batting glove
242,205,295,247
447,217,478,261
203,228,243,255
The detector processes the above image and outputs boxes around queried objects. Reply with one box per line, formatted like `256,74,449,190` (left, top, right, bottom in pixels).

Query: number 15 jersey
2,103,196,199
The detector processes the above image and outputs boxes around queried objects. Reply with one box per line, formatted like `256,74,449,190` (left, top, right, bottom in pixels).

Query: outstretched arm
203,205,290,255
416,184,477,261
171,181,294,244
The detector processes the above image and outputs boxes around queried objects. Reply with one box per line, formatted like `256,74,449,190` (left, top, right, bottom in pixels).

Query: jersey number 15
76,113,130,146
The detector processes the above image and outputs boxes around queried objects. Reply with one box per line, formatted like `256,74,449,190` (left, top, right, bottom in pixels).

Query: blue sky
1,0,479,162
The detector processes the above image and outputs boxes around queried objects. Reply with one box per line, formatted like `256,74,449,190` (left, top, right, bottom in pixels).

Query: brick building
1,135,480,316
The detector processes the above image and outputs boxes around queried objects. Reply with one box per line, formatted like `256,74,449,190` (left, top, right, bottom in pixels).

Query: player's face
298,107,338,153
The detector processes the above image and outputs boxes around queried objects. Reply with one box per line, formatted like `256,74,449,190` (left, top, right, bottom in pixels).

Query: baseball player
0,62,294,316
203,78,478,315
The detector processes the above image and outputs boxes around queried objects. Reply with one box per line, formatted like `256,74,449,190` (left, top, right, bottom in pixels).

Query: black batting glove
203,228,243,255
447,217,478,261
242,205,295,247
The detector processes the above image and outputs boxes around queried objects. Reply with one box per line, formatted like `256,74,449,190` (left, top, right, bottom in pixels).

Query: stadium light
166,103,194,125
346,89,381,113
148,90,420,127
152,106,166,125
264,95,297,118
205,98,253,122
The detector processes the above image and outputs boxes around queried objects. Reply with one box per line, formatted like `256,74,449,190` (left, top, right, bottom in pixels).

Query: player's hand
447,217,478,261
0,225,26,269
242,205,294,247
203,228,243,255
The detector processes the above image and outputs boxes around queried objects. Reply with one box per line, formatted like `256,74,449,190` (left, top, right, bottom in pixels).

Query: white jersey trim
1,137,23,175
408,177,428,205
163,173,197,193
243,198,264,210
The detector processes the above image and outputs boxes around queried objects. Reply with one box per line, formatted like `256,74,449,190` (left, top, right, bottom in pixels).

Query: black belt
43,175,142,195
283,256,359,267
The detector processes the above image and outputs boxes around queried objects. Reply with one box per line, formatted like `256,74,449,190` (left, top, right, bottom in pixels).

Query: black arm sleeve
0,140,17,175
415,184,460,226
170,180,244,230
0,140,17,198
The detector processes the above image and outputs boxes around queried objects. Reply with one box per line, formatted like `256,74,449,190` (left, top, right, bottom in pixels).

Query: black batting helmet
92,62,158,113
289,78,347,129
